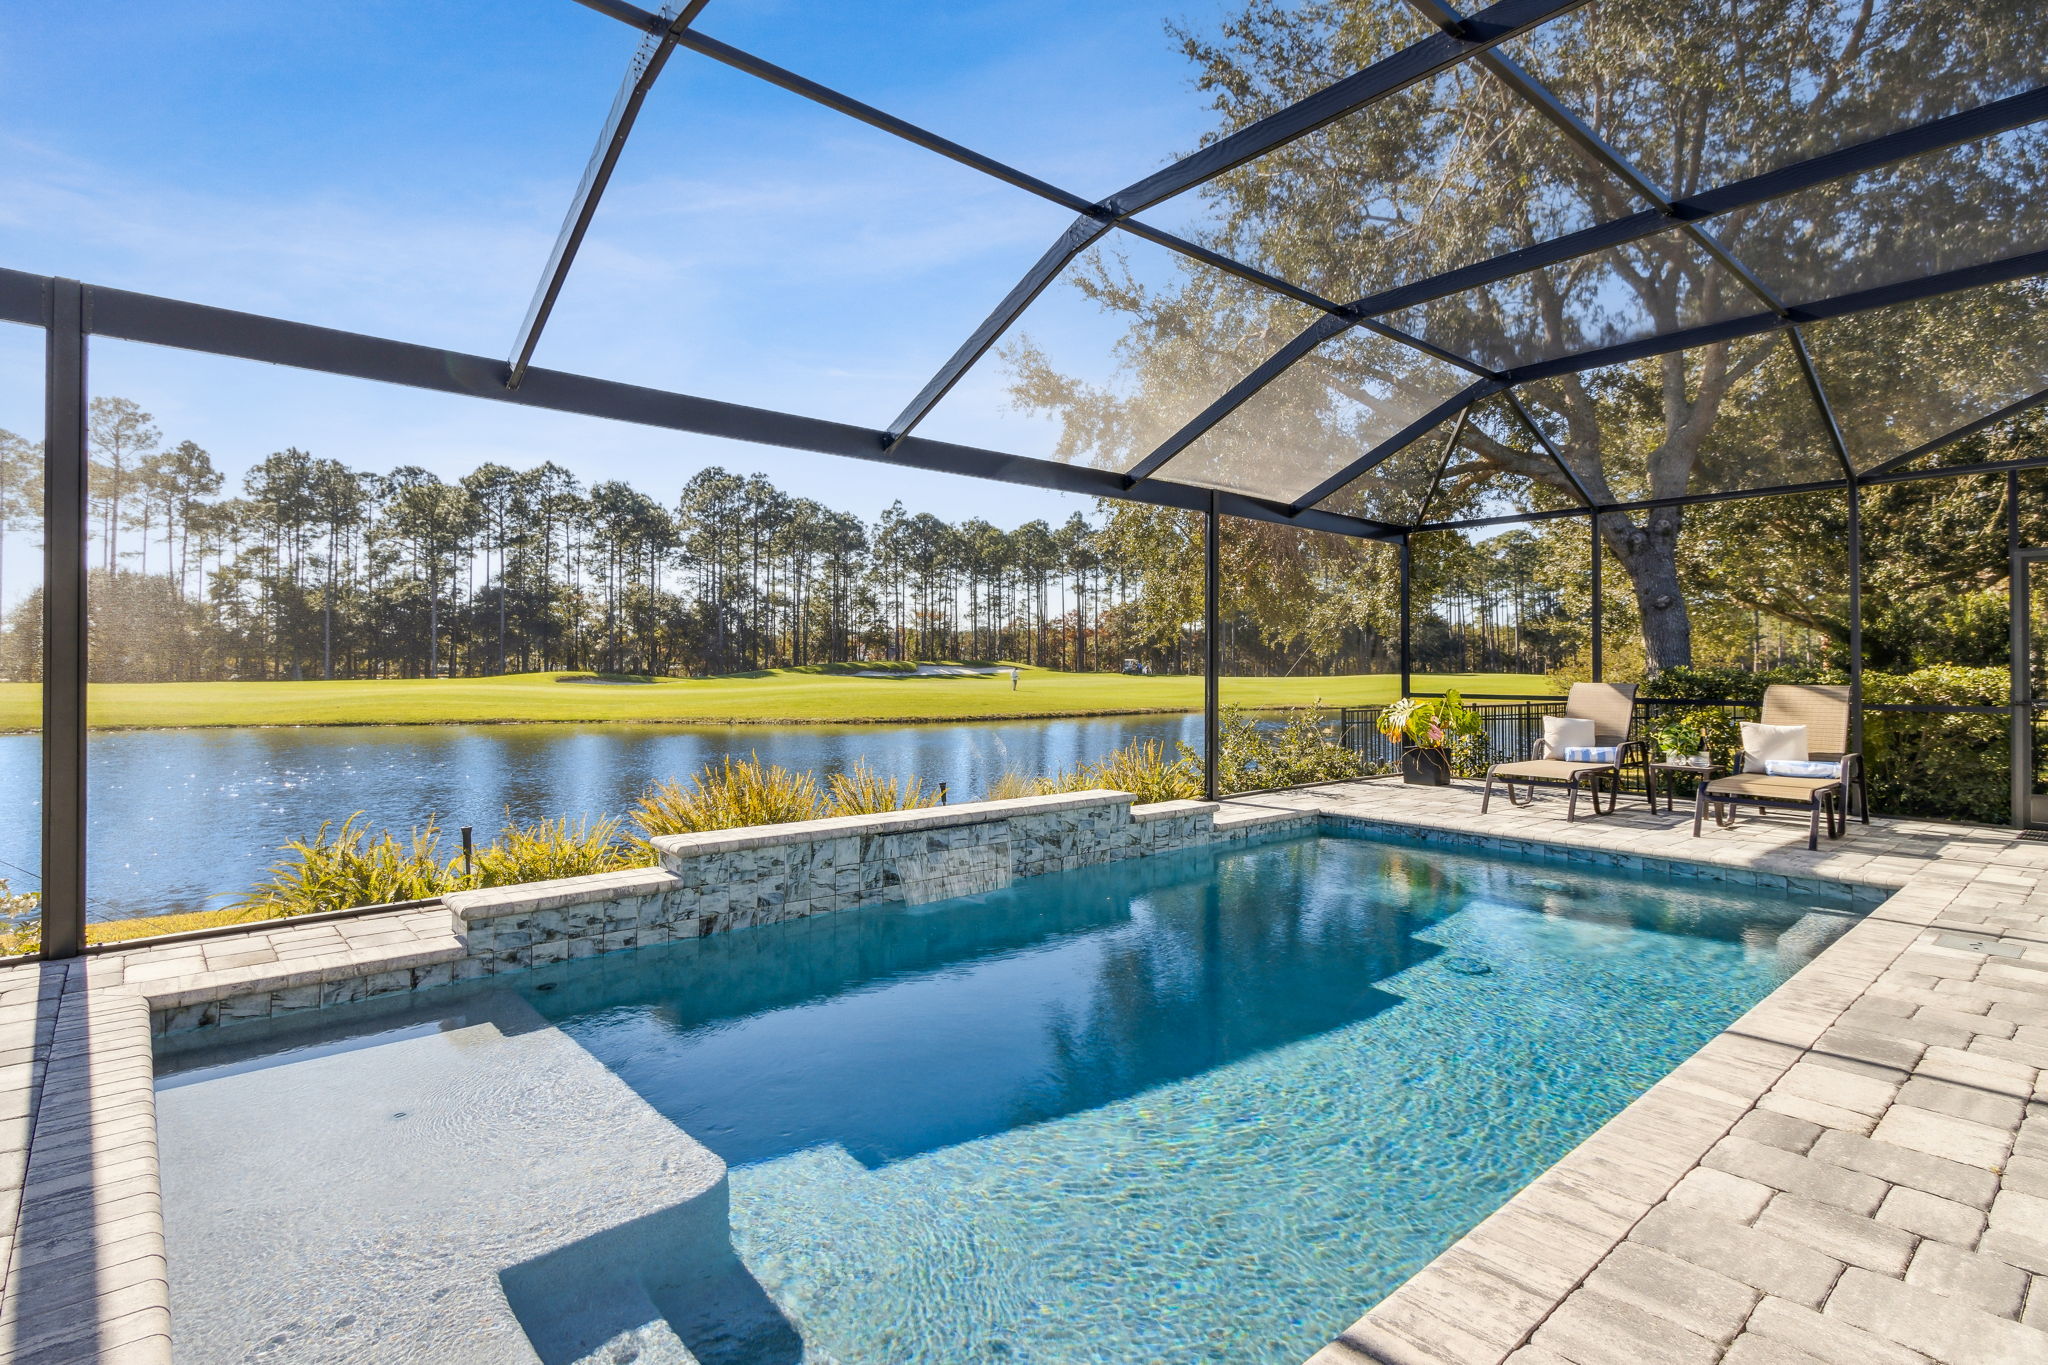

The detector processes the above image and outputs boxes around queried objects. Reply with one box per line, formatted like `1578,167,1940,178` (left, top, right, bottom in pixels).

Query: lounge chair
1481,682,1647,821
1692,684,1867,851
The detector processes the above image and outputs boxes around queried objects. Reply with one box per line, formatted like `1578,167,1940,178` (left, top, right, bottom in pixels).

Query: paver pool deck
1,776,2045,1363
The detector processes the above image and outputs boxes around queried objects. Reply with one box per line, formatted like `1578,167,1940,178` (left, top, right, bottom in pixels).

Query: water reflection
0,714,1198,920
530,842,1430,1170
524,837,1853,1173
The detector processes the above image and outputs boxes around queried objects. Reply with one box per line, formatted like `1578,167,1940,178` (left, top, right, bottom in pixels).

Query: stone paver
1878,1185,1987,1245
1904,1241,2029,1318
1755,1195,1917,1276
1738,1296,1930,1365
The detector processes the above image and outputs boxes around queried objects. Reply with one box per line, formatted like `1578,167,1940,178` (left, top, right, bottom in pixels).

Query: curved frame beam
508,1,710,389
558,0,2048,516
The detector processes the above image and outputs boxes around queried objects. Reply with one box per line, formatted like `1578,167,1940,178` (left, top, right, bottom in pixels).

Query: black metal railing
1337,695,1766,788
1336,693,2022,826
1338,698,1571,778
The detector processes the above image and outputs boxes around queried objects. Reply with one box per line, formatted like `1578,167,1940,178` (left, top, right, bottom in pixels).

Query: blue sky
0,0,1267,541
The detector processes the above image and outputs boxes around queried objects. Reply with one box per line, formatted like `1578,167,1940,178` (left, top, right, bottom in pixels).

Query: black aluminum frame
10,0,2048,953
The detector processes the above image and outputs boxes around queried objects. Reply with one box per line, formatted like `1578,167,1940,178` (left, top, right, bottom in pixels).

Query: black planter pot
1401,746,1452,786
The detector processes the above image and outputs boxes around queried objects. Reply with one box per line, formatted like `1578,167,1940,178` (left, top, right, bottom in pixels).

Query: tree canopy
998,0,2048,670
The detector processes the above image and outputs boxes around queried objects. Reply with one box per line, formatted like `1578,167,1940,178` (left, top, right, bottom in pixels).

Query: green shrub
631,755,826,837
471,814,645,886
229,809,651,920
231,813,455,917
1639,664,1844,704
1862,663,2007,709
983,770,1046,801
1187,708,1368,795
1862,665,2009,824
990,738,1202,804
1089,738,1203,803
823,759,942,816
0,878,43,955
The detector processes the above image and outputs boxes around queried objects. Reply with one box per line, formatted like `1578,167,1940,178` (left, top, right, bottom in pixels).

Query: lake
0,714,1204,922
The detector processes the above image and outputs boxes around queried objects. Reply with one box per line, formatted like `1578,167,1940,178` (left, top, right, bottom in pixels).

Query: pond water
0,714,1202,922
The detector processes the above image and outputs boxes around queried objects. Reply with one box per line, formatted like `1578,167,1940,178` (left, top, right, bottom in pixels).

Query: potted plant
1650,715,1716,767
1380,691,1484,785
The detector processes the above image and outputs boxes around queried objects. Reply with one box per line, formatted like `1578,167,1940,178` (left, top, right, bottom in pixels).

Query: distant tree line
15,391,2015,689
0,397,1576,683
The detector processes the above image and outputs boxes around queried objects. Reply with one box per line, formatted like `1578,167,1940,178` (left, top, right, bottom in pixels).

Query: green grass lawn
0,666,1559,731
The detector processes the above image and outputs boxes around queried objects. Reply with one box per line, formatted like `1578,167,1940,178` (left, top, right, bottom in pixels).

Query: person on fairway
1010,667,1019,690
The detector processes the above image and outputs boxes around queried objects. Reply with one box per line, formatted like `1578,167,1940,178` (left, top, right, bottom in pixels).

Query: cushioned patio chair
1692,684,1867,851
1481,682,1647,821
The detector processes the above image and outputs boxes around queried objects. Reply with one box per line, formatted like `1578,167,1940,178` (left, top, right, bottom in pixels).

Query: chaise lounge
1480,682,1647,821
1692,683,1867,851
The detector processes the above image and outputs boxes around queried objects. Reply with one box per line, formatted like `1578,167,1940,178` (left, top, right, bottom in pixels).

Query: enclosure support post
1398,533,1413,699
1203,492,1220,803
1847,482,1863,758
1589,513,1602,682
2010,469,2027,828
42,279,87,959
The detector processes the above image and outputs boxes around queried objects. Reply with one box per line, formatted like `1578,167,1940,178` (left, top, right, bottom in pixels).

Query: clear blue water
156,831,1858,1365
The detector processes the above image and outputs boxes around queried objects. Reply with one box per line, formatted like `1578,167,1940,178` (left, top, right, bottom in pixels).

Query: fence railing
1333,694,2013,825
1335,696,1763,788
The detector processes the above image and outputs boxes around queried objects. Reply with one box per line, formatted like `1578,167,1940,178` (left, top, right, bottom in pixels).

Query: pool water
157,832,1860,1365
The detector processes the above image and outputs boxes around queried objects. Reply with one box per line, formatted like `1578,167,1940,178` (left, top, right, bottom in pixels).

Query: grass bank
0,666,1557,731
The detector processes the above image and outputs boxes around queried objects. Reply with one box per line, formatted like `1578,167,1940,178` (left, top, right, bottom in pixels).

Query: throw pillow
1740,721,1808,770
1541,716,1595,757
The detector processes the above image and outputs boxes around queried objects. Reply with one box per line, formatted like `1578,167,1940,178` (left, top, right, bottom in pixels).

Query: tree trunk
1601,509,1692,673
497,539,507,675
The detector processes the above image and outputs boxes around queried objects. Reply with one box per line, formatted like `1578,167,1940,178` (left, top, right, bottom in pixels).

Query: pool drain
1443,956,1493,976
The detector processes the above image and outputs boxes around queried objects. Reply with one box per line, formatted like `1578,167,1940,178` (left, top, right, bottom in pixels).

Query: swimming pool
156,831,1860,1364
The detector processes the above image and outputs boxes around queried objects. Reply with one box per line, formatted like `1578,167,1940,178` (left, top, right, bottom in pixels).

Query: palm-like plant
1380,690,1483,749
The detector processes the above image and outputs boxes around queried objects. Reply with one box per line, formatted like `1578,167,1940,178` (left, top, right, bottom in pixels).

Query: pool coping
2,782,2044,1362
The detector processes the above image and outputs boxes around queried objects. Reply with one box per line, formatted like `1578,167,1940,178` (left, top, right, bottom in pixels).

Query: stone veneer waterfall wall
444,791,1308,977
140,791,1312,1034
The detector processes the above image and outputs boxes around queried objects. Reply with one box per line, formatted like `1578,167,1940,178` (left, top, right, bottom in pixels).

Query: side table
1648,760,1724,815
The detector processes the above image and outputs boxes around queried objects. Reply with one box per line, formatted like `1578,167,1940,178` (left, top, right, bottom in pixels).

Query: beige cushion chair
1692,684,1867,851
1481,682,1647,821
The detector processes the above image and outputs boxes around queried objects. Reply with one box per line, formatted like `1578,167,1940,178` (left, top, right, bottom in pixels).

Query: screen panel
690,0,1434,198
1218,515,1401,791
76,336,1193,941
1145,325,1472,504
1147,55,1652,304
1515,333,1845,504
1507,0,2048,196
1725,124,2048,305
1383,226,1763,371
917,231,1324,471
0,1,641,352
0,323,42,953
527,49,1081,426
1807,277,2048,470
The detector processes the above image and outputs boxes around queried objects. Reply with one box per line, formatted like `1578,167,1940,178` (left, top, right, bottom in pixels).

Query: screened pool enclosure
7,0,2048,954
